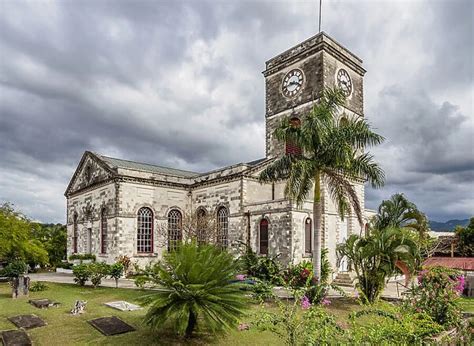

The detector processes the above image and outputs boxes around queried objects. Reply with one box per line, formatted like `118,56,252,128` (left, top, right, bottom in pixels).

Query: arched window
137,207,153,253
217,207,228,249
285,117,302,155
305,218,312,255
100,208,107,254
196,208,207,245
259,219,269,255
339,116,349,127
73,212,78,253
168,209,182,251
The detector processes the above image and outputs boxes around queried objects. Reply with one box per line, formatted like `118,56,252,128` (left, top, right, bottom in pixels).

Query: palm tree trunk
312,170,322,282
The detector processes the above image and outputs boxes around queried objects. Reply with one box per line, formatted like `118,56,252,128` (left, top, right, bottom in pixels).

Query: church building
65,32,373,271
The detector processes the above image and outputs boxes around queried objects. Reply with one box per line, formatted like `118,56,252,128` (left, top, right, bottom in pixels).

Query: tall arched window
137,207,153,253
259,219,269,255
168,209,182,251
196,208,207,245
285,117,302,155
305,218,312,255
217,207,228,249
73,212,78,253
100,208,107,254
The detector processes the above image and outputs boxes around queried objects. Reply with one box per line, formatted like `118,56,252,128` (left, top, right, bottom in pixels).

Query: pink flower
321,298,331,306
455,276,465,294
301,295,311,310
236,274,246,281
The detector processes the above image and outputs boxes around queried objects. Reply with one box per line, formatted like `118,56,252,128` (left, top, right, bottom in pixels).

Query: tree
139,243,247,338
337,227,419,303
31,223,67,266
371,193,429,238
259,88,385,280
0,203,48,265
455,217,474,257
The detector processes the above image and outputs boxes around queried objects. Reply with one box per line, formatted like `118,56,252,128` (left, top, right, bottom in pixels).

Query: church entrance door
338,217,349,272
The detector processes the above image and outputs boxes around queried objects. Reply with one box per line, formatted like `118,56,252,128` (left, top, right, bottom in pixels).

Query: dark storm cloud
0,0,472,223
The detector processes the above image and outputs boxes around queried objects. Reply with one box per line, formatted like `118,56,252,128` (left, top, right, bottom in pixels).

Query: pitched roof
423,257,474,271
100,155,200,178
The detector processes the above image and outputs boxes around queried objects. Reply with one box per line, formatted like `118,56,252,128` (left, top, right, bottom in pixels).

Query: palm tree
337,227,419,303
139,243,247,338
259,88,385,280
371,193,429,239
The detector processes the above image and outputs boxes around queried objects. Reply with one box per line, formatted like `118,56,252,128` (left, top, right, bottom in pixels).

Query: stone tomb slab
29,299,60,309
1,330,32,346
8,314,46,329
104,301,142,312
88,316,135,336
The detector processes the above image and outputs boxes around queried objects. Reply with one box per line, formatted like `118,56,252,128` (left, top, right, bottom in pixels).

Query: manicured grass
460,297,474,313
0,282,360,345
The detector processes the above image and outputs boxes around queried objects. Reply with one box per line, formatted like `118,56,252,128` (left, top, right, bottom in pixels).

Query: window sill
134,253,158,257
303,254,313,258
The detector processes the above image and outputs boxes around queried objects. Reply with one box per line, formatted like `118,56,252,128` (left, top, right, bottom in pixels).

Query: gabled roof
100,155,200,178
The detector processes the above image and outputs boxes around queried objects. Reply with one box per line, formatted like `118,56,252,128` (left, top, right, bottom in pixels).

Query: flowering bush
283,261,313,288
404,266,464,327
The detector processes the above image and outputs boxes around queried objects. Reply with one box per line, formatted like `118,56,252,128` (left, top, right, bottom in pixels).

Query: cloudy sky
0,0,472,224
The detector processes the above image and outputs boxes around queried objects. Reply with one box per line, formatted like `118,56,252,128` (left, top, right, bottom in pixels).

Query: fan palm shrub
139,243,247,338
337,227,419,303
259,87,385,280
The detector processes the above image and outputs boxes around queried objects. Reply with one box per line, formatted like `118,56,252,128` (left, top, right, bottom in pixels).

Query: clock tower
263,32,366,158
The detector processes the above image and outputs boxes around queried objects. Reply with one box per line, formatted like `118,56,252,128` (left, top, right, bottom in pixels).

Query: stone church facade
65,32,373,271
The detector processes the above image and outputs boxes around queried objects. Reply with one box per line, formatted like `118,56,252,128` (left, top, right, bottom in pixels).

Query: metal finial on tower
318,0,322,33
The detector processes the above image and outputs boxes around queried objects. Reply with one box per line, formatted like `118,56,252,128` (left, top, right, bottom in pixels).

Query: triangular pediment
65,151,115,196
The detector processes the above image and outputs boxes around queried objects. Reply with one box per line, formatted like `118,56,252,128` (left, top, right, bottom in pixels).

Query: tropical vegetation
259,87,385,280
138,243,248,338
455,217,474,257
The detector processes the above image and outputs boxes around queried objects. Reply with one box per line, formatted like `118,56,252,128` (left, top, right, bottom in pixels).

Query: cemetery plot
104,301,142,311
28,299,60,309
1,330,32,346
88,316,136,336
7,314,46,329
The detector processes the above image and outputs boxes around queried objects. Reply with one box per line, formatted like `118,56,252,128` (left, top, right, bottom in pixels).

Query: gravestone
29,299,60,309
104,301,142,311
1,330,32,346
8,314,46,329
88,316,135,336
11,276,30,298
70,300,87,315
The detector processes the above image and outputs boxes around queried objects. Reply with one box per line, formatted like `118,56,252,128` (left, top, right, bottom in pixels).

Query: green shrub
72,264,91,286
55,262,74,270
404,266,464,327
2,260,27,278
109,262,124,288
283,260,313,288
348,306,444,344
252,278,275,302
139,243,247,338
68,253,96,262
30,281,48,292
89,262,110,288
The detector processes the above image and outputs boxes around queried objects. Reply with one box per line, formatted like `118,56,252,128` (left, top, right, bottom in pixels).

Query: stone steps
332,272,354,287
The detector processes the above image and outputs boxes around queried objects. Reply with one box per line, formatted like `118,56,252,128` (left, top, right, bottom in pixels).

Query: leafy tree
259,88,385,280
139,243,247,338
337,227,419,303
455,217,474,257
0,203,48,265
31,223,67,266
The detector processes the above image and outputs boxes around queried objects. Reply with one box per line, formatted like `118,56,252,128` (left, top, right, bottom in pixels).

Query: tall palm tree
258,88,385,280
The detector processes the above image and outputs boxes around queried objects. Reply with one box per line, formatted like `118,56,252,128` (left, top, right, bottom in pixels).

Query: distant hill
429,219,469,232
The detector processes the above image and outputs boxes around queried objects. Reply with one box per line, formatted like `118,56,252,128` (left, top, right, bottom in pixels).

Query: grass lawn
460,297,474,314
0,282,365,345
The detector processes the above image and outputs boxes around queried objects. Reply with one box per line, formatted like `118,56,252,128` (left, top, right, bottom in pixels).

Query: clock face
337,69,352,96
282,69,304,97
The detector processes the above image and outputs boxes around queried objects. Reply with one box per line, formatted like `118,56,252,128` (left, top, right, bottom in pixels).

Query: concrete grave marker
1,330,32,346
88,316,136,336
29,298,60,309
104,301,142,311
8,314,46,329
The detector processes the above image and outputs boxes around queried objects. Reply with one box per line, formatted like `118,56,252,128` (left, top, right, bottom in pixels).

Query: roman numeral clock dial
337,68,352,96
282,69,304,98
